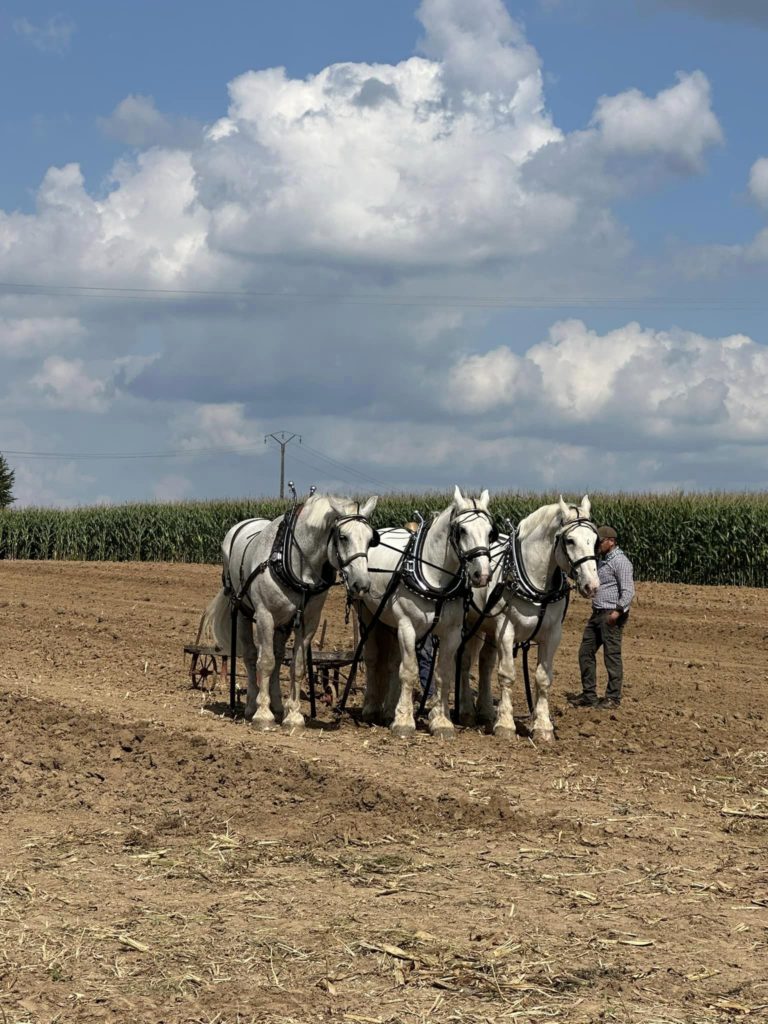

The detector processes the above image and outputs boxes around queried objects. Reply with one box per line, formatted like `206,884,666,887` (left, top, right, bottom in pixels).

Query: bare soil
0,560,766,1024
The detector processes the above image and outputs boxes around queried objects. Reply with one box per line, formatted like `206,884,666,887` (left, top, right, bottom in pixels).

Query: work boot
571,693,598,708
597,696,620,710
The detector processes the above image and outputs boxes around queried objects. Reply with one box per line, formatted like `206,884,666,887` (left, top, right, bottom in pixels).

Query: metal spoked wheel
190,651,220,693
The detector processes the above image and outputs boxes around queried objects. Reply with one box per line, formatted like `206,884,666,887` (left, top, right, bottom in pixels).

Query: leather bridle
555,516,599,576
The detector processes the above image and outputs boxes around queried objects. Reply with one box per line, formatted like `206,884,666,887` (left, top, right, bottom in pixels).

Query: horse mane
518,501,578,541
298,492,357,530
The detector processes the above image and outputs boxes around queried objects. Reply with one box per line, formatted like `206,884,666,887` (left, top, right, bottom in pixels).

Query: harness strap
452,580,506,719
336,534,415,714
401,517,466,602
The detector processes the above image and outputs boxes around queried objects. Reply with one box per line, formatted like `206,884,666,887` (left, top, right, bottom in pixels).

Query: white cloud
749,157,768,209
447,319,768,445
152,474,193,501
13,16,75,55
171,403,261,452
590,71,722,172
99,95,203,150
0,0,744,501
0,0,722,292
32,357,112,413
12,461,94,508
0,316,83,356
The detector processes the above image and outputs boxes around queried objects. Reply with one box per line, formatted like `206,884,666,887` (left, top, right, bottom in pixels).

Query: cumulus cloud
591,71,722,173
32,357,113,413
448,319,768,446
683,155,768,269
152,474,193,501
13,15,75,54
749,157,768,209
0,316,83,357
0,0,722,290
0,0,744,501
645,1,768,26
171,403,261,452
99,95,204,150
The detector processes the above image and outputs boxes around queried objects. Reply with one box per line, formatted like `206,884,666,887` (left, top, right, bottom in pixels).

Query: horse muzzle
348,578,371,597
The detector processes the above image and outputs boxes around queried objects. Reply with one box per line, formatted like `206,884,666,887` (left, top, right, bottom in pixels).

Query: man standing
574,525,635,710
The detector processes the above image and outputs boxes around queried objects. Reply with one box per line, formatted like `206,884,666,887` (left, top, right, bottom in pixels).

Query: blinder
449,507,496,563
330,514,380,569
556,517,599,574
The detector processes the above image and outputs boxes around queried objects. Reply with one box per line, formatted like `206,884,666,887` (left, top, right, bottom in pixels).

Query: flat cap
597,525,618,541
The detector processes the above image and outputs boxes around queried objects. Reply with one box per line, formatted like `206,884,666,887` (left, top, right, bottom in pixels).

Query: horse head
450,485,494,588
327,494,380,597
555,494,600,599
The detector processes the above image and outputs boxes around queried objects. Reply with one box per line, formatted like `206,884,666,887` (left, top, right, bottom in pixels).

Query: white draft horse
358,486,494,738
202,493,378,731
462,496,599,742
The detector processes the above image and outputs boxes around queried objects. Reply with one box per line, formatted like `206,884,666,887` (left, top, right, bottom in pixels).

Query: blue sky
2,0,768,504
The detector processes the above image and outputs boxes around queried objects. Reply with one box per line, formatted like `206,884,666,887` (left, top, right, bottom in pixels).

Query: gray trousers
578,609,628,702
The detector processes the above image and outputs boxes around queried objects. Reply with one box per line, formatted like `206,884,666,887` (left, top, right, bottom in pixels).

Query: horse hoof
282,719,305,734
390,724,415,739
458,713,476,728
431,726,455,740
494,725,517,740
533,729,555,744
251,717,279,732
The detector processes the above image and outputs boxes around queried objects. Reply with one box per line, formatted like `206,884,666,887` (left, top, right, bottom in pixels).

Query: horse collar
269,504,335,597
502,527,569,608
401,518,465,603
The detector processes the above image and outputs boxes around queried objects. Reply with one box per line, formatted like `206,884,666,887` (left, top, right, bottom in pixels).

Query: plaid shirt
593,546,635,613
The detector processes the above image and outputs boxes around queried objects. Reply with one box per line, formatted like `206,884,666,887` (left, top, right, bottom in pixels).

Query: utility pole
264,432,301,499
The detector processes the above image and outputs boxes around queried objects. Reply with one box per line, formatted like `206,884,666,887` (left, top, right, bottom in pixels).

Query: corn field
0,492,766,586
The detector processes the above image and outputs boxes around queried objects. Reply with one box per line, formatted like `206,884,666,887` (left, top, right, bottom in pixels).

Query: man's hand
606,610,621,625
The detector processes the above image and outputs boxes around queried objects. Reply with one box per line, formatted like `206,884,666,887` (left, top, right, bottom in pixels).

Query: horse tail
199,588,238,653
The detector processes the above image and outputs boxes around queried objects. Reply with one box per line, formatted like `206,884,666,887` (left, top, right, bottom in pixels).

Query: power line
1,438,391,489
300,442,387,486
1,442,265,460
1,278,766,310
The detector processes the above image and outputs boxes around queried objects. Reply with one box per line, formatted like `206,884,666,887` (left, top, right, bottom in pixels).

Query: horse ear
328,496,347,517
479,489,490,509
580,494,592,518
558,495,570,522
359,495,378,518
453,485,464,508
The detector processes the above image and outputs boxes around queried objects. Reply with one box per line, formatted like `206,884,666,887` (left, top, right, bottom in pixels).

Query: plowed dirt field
0,561,766,1024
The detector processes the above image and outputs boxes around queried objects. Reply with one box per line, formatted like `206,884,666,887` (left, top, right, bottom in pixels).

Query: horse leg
361,618,387,724
382,629,401,725
428,637,456,738
391,621,418,738
457,636,479,727
249,616,279,731
475,633,497,730
493,618,517,740
238,615,262,722
283,601,323,731
270,629,288,722
530,626,559,743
